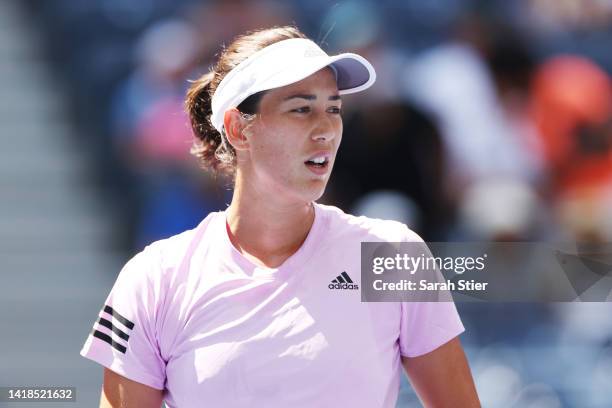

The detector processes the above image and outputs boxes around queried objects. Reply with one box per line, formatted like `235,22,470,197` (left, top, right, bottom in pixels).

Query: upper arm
401,337,480,408
100,368,164,408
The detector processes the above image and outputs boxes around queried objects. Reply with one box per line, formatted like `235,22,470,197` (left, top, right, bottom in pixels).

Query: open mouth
305,156,329,169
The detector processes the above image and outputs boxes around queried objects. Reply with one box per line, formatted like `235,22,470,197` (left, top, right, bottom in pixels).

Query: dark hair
185,26,307,176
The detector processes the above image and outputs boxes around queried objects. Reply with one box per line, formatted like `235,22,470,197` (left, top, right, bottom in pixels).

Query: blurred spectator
530,55,612,241
332,101,452,240
110,19,197,156
531,55,612,194
405,18,544,193
403,16,551,241
106,17,224,249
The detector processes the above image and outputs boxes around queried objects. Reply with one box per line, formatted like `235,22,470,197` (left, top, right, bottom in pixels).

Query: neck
226,173,315,268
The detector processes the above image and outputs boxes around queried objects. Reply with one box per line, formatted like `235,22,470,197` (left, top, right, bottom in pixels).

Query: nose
311,112,339,142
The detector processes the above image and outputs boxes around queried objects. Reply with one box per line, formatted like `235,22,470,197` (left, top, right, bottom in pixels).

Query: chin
301,181,328,202
277,173,330,204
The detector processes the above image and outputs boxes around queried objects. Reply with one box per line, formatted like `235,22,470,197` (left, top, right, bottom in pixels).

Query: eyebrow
283,94,341,101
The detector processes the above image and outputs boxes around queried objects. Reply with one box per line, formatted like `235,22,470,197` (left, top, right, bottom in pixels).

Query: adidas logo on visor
91,305,135,354
304,47,325,58
329,271,359,290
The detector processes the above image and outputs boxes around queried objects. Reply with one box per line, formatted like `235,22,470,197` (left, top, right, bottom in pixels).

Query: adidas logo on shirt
328,271,359,290
91,305,135,354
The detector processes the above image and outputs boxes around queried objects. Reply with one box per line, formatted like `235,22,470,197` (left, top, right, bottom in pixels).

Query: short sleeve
397,225,465,357
80,247,166,389
399,301,465,357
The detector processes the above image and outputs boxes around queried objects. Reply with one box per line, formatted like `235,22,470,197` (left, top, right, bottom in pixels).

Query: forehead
264,67,339,101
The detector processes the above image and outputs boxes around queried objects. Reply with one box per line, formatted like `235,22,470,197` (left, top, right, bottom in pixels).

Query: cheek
250,125,296,167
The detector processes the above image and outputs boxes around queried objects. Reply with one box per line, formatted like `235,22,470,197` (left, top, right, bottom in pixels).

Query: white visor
210,38,376,133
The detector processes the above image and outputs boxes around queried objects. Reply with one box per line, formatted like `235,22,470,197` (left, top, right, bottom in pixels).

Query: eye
291,106,311,113
328,106,342,115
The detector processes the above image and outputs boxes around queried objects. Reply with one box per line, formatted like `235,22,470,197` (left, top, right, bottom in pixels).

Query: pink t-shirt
81,202,464,407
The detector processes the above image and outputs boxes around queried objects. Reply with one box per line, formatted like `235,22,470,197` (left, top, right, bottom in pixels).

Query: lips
304,151,331,164
304,152,332,175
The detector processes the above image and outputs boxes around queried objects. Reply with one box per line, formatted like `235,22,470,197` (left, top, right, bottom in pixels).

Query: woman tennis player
81,26,480,407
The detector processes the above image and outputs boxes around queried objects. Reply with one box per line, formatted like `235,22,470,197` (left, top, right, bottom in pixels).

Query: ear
223,108,250,151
